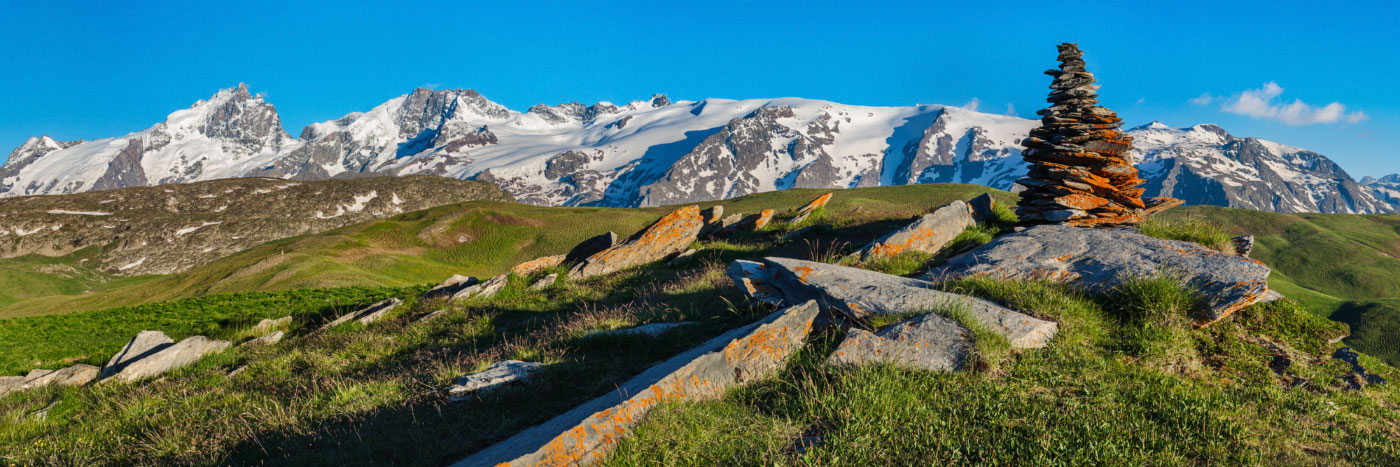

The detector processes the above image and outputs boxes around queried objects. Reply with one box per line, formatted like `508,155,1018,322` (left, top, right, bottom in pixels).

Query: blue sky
2,0,1396,177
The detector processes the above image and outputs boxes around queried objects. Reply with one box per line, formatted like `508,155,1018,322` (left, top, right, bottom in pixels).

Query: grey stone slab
106,336,230,382
828,313,971,372
356,298,404,325
100,330,174,379
16,364,99,391
858,200,974,261
448,360,544,402
453,274,509,300
420,274,479,301
585,322,697,339
530,273,559,291
253,316,292,333
243,331,284,347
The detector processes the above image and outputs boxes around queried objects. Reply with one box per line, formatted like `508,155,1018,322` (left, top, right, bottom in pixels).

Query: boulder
968,193,997,222
529,273,558,291
699,205,725,227
456,301,819,467
568,206,703,279
243,331,284,347
828,313,972,372
511,255,566,277
100,330,174,379
585,322,696,339
564,231,617,265
356,298,403,325
789,193,833,223
448,360,544,401
253,316,291,333
667,248,699,266
453,273,509,300
925,224,1272,325
730,257,1057,349
419,274,479,301
105,336,230,382
858,200,974,261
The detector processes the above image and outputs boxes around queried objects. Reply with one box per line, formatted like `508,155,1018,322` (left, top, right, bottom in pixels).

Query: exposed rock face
789,192,832,223
106,336,231,382
925,224,1271,325
730,257,1057,348
458,301,819,467
448,360,543,401
420,275,479,301
511,255,566,277
564,231,617,265
100,330,175,379
1016,43,1180,226
529,274,558,291
828,313,972,372
0,175,510,275
568,206,703,279
858,200,974,261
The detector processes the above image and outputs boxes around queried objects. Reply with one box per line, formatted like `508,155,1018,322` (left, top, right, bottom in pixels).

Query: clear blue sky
2,0,1396,177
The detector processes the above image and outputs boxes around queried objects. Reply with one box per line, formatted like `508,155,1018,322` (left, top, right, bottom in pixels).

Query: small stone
252,316,291,333
454,274,509,300
356,298,403,325
243,331,284,347
100,330,174,379
968,193,997,222
419,274,479,301
417,309,450,323
667,248,698,266
529,273,558,291
448,360,544,401
789,193,833,223
586,322,697,339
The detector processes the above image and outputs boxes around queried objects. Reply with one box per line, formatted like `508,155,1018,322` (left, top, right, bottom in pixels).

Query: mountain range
4,84,1396,214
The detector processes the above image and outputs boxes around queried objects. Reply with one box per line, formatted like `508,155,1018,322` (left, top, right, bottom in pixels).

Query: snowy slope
3,85,1393,214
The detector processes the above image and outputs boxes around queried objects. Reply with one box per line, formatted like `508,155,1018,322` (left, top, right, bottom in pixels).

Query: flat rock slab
859,200,974,261
356,298,404,325
569,206,703,280
454,274,509,300
4,364,99,395
828,313,971,372
530,273,559,291
730,257,1057,349
924,224,1272,325
585,322,697,339
253,316,292,333
789,193,833,223
100,330,174,379
420,275,480,301
512,255,566,277
564,231,617,265
106,336,230,382
243,331,284,347
448,360,544,401
457,300,820,467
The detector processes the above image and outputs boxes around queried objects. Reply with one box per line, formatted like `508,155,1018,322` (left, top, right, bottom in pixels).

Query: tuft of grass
1105,274,1202,362
1138,216,1235,253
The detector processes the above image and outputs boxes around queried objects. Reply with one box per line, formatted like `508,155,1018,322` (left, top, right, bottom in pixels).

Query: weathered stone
106,336,230,382
698,207,731,238
568,206,703,279
585,322,697,339
456,301,819,467
0,376,21,394
512,255,566,277
253,316,291,333
858,200,975,261
100,330,174,379
417,309,450,323
969,193,997,222
530,273,558,291
9,364,99,393
564,231,617,265
699,205,724,224
742,257,1057,348
828,313,972,372
667,248,699,266
925,224,1272,325
243,331,284,347
789,192,833,223
357,298,403,325
454,273,509,300
727,260,785,305
1233,234,1255,257
728,209,776,232
419,274,479,301
448,360,544,401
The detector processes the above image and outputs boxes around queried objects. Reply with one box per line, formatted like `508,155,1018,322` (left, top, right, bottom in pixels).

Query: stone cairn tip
1015,43,1181,227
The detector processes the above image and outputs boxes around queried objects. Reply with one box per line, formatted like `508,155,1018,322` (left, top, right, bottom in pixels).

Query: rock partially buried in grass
106,336,230,382
420,274,479,301
252,316,291,333
924,224,1272,326
4,364,100,395
667,248,698,266
448,360,544,401
733,257,1057,349
564,231,617,265
417,309,450,323
243,331,284,347
727,209,775,233
456,301,820,467
789,192,832,224
585,322,696,339
322,298,403,330
727,260,784,306
529,273,558,291
697,205,725,237
512,254,566,277
858,200,974,261
568,205,703,279
828,313,972,372
453,273,509,300
100,330,175,379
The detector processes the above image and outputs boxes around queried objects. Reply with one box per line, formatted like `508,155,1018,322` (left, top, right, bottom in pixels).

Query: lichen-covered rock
568,206,703,279
512,255,566,277
925,224,1271,325
789,192,832,223
106,336,230,382
858,200,974,261
828,313,971,372
1233,235,1255,257
453,273,509,300
735,257,1057,349
564,231,617,265
730,209,775,232
100,330,174,379
243,331,285,347
727,260,784,305
969,193,996,222
419,274,479,301
457,301,819,467
530,273,558,291
448,360,544,401
585,322,697,339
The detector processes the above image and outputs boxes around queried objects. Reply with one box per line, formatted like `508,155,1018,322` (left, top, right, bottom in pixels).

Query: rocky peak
193,83,289,152
651,94,671,107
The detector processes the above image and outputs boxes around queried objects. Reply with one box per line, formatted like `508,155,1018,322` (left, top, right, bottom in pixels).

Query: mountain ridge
4,85,1393,214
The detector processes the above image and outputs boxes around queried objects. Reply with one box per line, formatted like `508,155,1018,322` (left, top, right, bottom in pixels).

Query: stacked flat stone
1016,43,1180,226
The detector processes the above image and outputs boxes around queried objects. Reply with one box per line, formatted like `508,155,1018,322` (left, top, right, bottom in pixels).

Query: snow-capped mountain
1363,174,1400,209
3,85,1394,214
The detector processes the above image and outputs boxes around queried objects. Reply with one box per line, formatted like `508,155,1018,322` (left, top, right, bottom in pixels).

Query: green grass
1137,215,1236,252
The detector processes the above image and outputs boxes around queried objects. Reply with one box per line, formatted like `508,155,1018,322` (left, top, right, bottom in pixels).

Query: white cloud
1004,103,1017,117
1189,93,1215,106
1216,82,1367,125
962,97,980,112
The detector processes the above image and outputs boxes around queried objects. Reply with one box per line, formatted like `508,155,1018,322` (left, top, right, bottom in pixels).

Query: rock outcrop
789,193,832,223
448,360,544,402
1,364,99,395
857,200,974,261
729,257,1057,348
512,255,566,277
322,298,403,330
452,274,509,300
1015,43,1180,226
420,275,479,301
105,336,230,382
568,206,703,279
925,224,1271,325
828,313,972,372
100,330,175,379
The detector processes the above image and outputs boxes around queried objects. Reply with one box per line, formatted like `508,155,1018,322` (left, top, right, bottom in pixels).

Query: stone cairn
1016,43,1181,227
